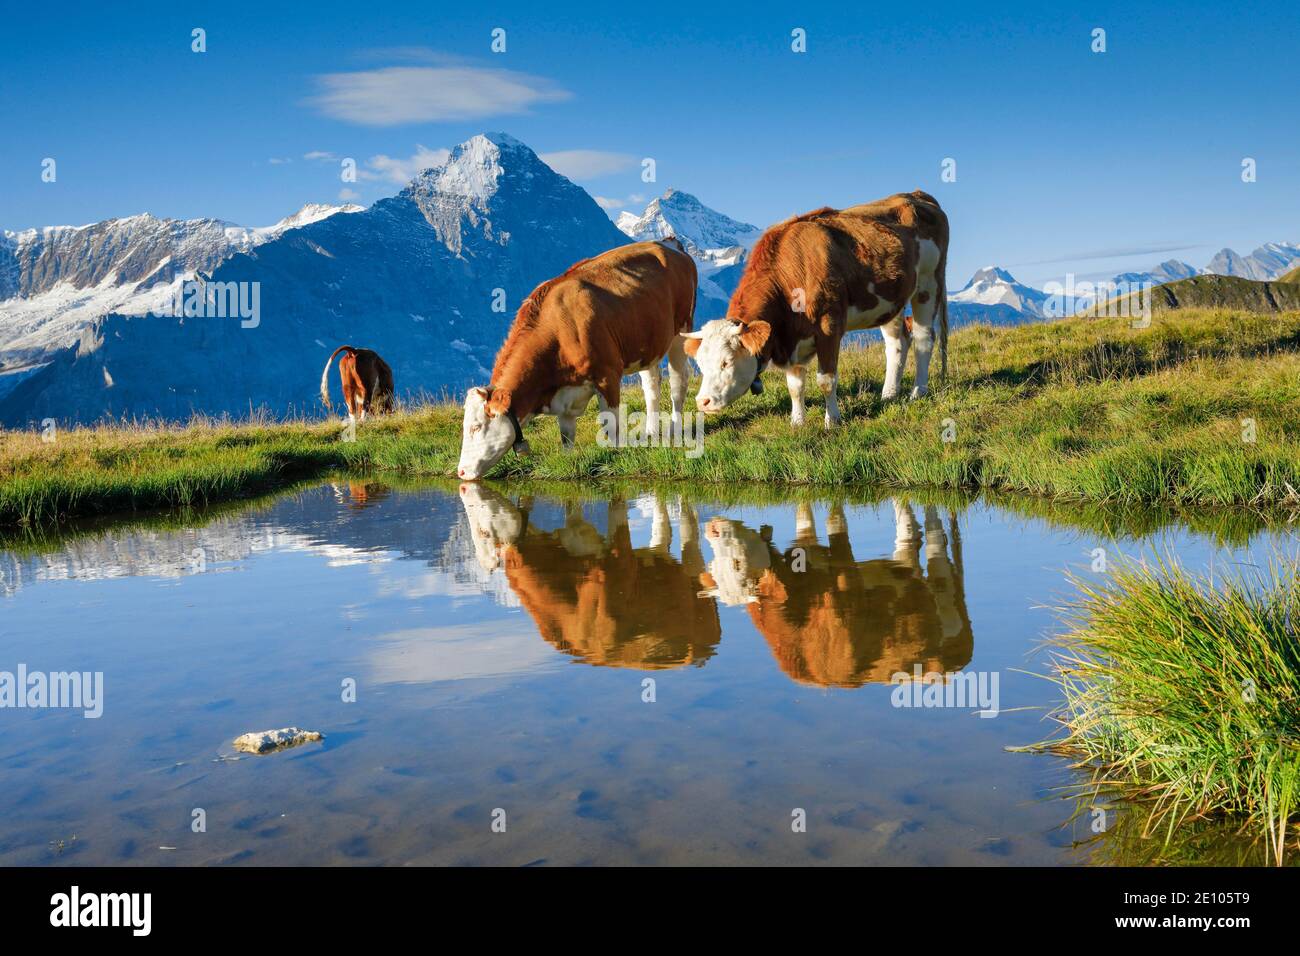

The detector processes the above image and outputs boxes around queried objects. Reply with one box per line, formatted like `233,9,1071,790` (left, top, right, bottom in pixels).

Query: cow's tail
320,345,355,409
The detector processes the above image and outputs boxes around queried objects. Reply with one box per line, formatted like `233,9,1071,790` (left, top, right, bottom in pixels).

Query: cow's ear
468,386,490,402
683,336,702,357
739,320,771,356
486,388,512,417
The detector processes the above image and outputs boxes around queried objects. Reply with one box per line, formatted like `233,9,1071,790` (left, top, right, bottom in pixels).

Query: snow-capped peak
262,202,363,236
415,133,534,204
950,266,1047,315
617,189,763,273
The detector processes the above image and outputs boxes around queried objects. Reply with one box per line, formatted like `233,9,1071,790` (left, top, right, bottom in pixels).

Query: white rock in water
232,727,324,755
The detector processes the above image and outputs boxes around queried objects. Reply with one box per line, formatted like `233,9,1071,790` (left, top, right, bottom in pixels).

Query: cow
699,500,972,687
456,485,720,669
319,346,395,423
456,238,697,480
682,191,949,427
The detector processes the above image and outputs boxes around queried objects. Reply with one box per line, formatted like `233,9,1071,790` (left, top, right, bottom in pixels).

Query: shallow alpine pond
0,478,1293,865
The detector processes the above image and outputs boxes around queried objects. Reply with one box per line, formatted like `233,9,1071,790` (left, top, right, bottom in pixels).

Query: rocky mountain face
1,134,630,427
947,266,1051,324
616,188,763,317
1204,242,1300,281
0,204,362,369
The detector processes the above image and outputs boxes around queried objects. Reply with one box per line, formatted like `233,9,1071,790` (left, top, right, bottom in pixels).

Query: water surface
0,479,1291,865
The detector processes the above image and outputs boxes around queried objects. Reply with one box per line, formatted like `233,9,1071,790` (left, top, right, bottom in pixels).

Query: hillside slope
1092,273,1300,316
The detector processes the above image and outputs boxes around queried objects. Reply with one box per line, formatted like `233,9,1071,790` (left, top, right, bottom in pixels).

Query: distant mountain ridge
1,133,630,426
0,203,362,367
616,188,763,317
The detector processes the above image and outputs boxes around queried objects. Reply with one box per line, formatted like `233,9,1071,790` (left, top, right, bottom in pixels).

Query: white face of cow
457,387,518,480
700,516,772,606
457,482,524,572
683,319,771,413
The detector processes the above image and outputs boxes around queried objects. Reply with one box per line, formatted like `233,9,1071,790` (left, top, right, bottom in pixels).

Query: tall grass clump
1035,556,1300,863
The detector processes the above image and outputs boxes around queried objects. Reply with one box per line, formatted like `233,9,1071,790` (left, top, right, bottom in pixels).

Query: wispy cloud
268,157,293,165
540,150,637,181
593,192,646,211
359,145,451,184
308,55,570,126
338,187,362,202
1014,242,1203,266
303,150,337,162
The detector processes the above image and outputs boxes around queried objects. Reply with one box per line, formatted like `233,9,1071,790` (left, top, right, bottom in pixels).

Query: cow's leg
815,334,843,428
880,316,911,400
639,364,661,443
892,499,923,570
909,293,938,400
595,379,622,447
558,412,578,449
667,338,689,439
794,501,818,545
648,494,671,552
785,365,807,426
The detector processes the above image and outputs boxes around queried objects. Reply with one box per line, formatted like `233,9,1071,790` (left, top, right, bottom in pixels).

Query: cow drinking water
457,238,697,480
682,191,949,427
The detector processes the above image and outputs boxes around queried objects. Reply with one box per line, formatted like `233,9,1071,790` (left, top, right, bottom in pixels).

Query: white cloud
268,157,293,165
594,192,647,212
540,150,636,180
338,187,362,201
308,64,570,126
361,144,451,184
304,150,337,162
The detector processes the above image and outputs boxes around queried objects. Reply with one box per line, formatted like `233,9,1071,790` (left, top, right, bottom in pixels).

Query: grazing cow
700,500,972,686
319,346,395,422
456,485,720,669
682,191,949,427
457,238,697,480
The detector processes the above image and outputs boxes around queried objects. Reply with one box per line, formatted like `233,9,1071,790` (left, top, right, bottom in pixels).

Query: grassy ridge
3,307,1300,527
1031,558,1300,863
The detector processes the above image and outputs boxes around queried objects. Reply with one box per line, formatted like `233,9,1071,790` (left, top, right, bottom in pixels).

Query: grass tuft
1029,556,1300,863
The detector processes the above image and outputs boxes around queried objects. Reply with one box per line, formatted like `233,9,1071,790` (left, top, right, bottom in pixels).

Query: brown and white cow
320,346,395,423
457,238,697,480
699,500,972,687
682,190,949,427
456,484,721,669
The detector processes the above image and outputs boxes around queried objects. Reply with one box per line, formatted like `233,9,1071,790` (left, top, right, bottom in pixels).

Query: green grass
1028,557,1300,864
3,306,1300,528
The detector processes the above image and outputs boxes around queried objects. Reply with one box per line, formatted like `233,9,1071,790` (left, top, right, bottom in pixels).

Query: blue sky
2,0,1297,288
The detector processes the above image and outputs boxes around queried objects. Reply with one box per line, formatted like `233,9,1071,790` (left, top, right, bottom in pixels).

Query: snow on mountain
616,188,761,270
948,266,1050,321
616,188,763,316
0,204,362,368
1,134,630,426
1204,242,1300,281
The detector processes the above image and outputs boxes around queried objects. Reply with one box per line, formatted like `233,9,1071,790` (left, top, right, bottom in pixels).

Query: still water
0,480,1291,865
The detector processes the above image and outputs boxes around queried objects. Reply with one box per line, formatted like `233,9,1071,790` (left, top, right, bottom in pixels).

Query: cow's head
699,516,772,605
457,482,525,572
458,387,527,480
681,319,771,413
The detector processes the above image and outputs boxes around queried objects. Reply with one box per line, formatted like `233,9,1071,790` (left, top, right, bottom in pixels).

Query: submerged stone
232,727,324,755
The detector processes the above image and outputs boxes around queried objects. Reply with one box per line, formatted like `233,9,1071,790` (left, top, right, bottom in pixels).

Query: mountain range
0,133,629,425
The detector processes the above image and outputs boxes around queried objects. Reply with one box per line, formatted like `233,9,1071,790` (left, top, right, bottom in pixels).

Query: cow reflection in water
457,484,720,669
701,501,972,687
329,481,391,510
